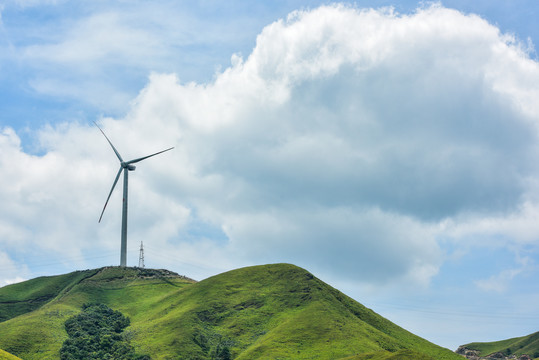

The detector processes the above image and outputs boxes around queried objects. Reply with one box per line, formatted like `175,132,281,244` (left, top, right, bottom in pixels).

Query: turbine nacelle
122,162,136,171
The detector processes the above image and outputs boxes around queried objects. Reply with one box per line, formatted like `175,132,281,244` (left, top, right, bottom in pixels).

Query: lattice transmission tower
138,241,145,268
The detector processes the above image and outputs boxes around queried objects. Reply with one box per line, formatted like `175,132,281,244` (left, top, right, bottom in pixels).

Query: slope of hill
0,267,194,359
0,349,21,360
0,269,99,322
0,263,463,360
457,332,539,359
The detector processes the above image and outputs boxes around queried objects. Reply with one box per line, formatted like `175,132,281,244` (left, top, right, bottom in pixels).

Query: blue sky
1,0,539,351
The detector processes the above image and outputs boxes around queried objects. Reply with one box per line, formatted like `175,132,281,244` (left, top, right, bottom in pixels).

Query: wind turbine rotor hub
121,162,136,171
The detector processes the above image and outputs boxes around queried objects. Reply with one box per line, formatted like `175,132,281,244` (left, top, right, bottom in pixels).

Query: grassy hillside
144,264,461,360
0,269,99,322
462,331,539,358
0,264,463,360
0,267,194,359
0,349,21,360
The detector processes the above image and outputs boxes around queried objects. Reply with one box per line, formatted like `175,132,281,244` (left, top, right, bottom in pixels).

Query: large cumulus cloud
1,4,539,290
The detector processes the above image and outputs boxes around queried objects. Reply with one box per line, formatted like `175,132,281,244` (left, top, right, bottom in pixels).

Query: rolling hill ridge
0,264,464,359
457,331,539,359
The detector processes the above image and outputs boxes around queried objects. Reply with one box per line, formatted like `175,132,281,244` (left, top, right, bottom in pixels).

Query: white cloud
0,251,29,287
115,4,538,285
475,255,532,293
1,1,270,114
221,206,441,286
23,11,164,68
1,4,539,293
475,268,521,293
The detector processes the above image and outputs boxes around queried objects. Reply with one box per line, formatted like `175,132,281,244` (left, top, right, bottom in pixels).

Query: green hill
0,263,463,360
0,269,99,322
459,331,539,359
0,348,21,360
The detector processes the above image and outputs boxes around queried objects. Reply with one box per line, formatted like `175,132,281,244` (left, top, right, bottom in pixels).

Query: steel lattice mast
138,241,145,268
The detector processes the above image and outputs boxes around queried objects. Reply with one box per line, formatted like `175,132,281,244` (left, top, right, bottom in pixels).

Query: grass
0,269,98,322
0,267,194,360
125,263,462,359
0,349,21,360
463,331,539,358
0,264,463,360
341,349,435,359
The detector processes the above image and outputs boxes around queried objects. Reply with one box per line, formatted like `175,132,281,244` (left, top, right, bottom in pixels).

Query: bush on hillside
60,303,149,360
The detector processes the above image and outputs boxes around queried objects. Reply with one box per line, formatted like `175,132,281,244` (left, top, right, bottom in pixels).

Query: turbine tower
95,122,173,267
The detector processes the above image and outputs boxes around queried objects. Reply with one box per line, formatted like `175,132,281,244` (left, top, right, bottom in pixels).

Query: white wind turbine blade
99,166,123,223
93,121,124,163
126,147,174,165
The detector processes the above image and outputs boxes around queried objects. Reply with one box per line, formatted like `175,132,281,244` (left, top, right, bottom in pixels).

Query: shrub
60,303,149,360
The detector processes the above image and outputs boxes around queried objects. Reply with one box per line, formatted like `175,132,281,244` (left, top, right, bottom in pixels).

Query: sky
1,0,539,351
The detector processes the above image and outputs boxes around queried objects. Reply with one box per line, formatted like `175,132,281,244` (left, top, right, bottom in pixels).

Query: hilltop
457,332,539,359
0,264,463,359
0,267,188,324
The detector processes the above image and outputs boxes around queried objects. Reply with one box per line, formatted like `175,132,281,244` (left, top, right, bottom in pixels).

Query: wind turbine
94,121,174,267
